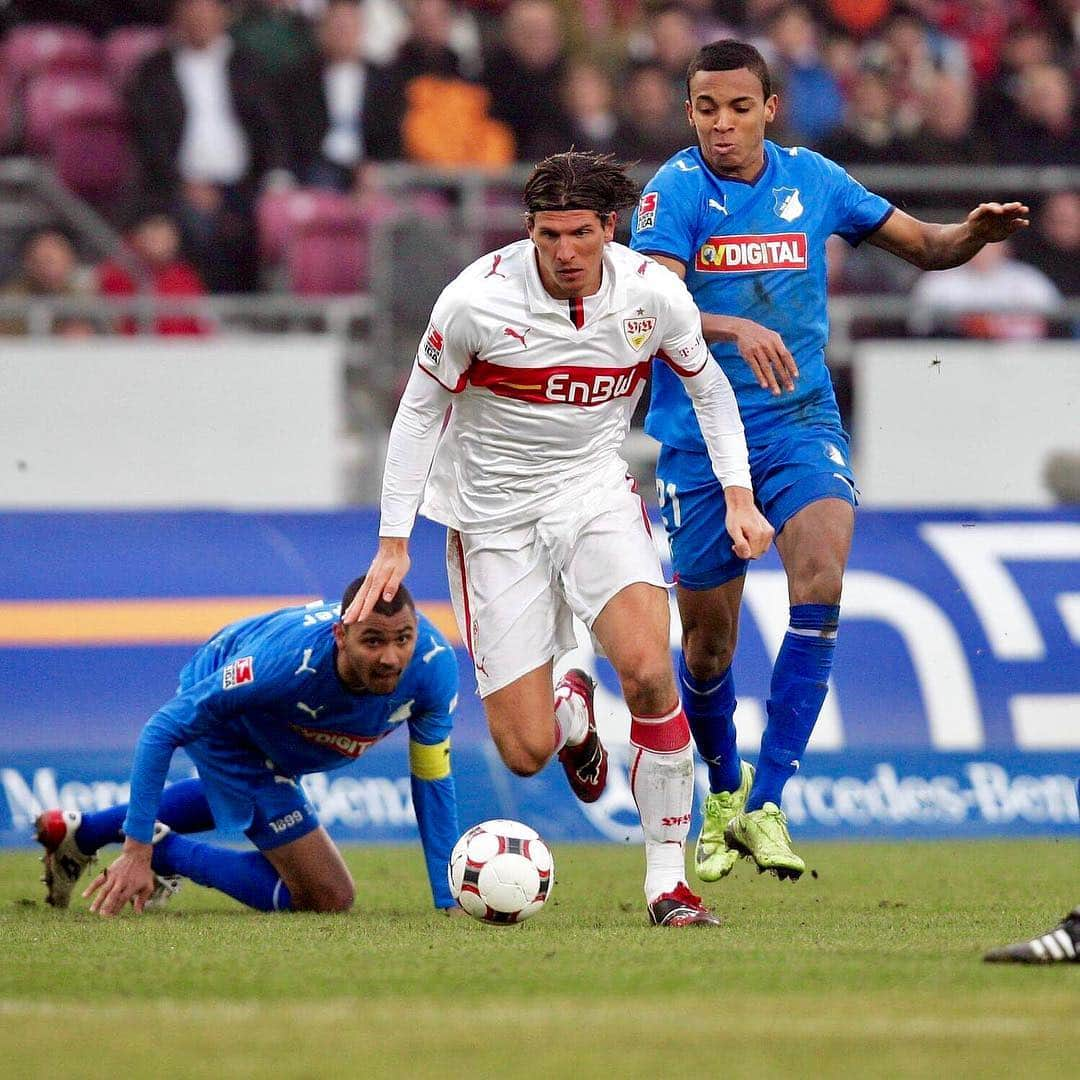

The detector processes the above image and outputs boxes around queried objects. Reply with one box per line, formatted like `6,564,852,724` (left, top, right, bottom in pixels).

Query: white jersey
380,238,752,536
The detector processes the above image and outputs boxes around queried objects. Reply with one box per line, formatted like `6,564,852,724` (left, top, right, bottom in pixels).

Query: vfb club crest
623,315,656,350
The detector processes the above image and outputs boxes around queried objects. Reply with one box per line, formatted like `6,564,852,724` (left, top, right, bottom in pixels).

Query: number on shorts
655,479,681,527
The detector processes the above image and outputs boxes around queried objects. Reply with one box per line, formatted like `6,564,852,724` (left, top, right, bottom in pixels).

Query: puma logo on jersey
296,701,326,720
294,648,317,676
503,326,530,348
388,699,414,725
708,197,728,215
673,159,699,172
485,253,506,278
422,639,448,662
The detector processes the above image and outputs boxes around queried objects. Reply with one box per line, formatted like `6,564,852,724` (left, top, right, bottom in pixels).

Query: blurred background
0,0,1077,846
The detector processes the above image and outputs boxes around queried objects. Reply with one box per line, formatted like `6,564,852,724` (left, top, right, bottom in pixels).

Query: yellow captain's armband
409,737,451,780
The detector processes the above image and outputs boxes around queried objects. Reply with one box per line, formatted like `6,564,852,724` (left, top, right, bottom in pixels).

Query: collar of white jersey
523,242,627,322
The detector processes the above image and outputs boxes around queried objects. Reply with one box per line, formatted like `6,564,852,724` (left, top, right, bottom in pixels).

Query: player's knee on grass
290,872,356,913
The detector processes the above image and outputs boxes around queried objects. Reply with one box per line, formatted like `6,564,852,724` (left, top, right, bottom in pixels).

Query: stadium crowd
0,0,1076,318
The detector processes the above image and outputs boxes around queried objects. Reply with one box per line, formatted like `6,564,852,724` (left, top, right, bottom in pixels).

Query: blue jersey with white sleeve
123,600,460,907
630,140,893,449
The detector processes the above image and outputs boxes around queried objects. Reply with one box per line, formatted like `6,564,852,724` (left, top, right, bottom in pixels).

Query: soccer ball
447,819,554,924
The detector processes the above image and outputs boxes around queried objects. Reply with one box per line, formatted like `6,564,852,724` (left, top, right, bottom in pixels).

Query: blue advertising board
1,509,1077,845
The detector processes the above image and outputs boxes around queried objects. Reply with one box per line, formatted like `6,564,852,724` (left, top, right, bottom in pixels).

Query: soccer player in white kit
346,151,773,926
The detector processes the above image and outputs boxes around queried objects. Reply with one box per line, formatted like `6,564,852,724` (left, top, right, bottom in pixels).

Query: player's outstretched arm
83,838,156,917
868,202,1030,270
343,537,411,624
724,485,774,560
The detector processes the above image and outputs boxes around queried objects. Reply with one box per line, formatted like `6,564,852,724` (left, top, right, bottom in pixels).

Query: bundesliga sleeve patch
637,191,658,231
222,656,254,690
423,325,444,366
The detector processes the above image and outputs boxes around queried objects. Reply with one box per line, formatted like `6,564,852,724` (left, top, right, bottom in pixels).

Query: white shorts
446,476,667,697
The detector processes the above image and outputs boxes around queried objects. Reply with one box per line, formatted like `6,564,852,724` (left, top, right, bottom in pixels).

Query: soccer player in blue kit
34,578,462,916
630,40,1030,881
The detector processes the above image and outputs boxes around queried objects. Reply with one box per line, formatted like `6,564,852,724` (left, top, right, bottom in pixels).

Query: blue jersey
123,600,459,905
630,140,892,449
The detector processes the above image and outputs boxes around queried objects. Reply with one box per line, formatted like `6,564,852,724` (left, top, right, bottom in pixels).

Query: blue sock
152,833,291,912
747,603,839,812
678,652,741,793
75,778,215,855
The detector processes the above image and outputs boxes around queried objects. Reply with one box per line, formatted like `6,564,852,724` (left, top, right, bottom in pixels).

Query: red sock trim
630,707,691,753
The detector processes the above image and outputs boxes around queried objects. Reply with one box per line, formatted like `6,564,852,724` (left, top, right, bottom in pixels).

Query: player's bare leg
483,660,560,777
676,576,753,881
727,498,853,879
593,582,719,926
263,826,355,912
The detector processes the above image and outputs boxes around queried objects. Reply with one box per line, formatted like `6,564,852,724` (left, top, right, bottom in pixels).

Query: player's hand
83,840,156,917
720,315,798,395
342,538,411,624
966,202,1029,243
724,487,773,560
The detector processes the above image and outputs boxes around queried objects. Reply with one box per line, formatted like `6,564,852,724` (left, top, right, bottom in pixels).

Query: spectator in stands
1012,190,1080,298
528,59,634,161
618,63,692,166
285,0,401,190
974,20,1061,140
0,227,97,336
898,71,993,165
231,0,318,80
817,68,909,165
481,0,569,160
388,0,478,83
98,208,210,335
1001,61,1079,165
763,2,844,142
643,3,701,104
908,240,1062,340
125,0,290,292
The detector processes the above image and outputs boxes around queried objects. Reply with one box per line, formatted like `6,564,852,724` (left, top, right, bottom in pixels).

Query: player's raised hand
966,202,1030,243
83,841,156,917
723,487,774,560
343,538,411,624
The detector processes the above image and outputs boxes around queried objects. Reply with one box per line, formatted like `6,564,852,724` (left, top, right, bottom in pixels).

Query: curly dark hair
522,151,640,218
687,40,772,100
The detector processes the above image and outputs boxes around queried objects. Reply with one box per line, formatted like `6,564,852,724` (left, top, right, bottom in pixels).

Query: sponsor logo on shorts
222,656,254,690
694,233,808,273
637,191,658,230
423,325,443,366
290,722,386,759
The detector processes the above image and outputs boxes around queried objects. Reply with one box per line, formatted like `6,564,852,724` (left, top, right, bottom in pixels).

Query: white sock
629,705,694,902
553,681,589,752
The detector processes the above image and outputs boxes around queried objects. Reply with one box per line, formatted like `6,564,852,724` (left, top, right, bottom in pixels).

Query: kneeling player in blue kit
34,578,460,916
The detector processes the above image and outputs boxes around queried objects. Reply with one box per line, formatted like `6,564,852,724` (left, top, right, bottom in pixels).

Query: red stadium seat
23,72,124,153
1,24,102,87
102,26,167,90
21,73,132,201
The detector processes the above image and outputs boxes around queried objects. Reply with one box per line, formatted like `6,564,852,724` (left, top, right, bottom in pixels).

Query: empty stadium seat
22,73,131,200
1,24,102,87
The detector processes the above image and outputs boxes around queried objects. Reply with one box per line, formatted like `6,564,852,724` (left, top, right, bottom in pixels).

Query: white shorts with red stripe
446,476,667,697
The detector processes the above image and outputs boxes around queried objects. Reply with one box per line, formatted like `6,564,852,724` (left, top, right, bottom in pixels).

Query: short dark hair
523,151,640,218
340,577,415,618
687,40,772,101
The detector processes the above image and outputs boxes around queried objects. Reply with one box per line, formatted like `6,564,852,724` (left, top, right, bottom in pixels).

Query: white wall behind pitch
854,341,1080,506
1,337,346,507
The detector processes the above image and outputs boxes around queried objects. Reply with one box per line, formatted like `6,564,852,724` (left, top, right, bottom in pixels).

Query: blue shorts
657,425,857,590
185,736,320,851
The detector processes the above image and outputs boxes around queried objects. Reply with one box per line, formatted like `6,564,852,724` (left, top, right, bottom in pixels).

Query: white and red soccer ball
448,819,554,924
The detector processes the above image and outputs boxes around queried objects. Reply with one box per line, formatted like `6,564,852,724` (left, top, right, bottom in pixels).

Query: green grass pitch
1,839,1076,1078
